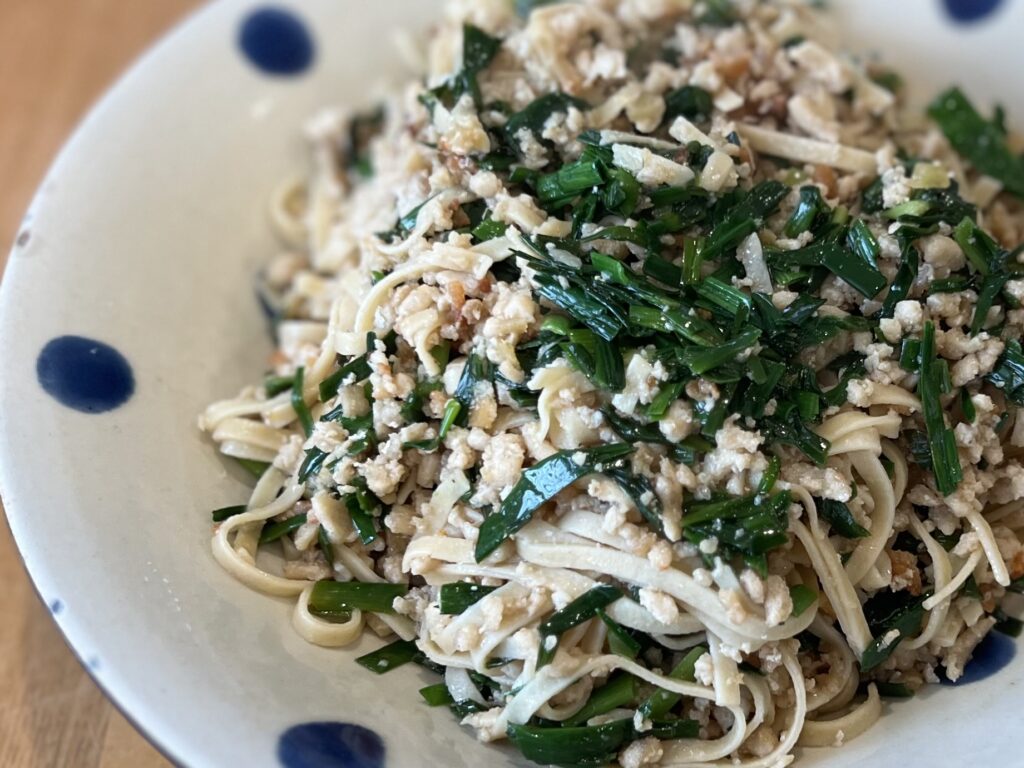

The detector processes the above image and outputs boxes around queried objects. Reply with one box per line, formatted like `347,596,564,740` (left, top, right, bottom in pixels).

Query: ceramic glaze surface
2,1,1023,767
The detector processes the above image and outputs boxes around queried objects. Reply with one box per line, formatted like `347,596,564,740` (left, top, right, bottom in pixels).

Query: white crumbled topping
763,575,793,627
638,587,681,624
782,463,852,502
619,737,663,768
693,652,715,686
612,144,695,187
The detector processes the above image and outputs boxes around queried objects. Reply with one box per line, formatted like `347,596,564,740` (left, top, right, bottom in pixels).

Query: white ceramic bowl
1,1,1021,766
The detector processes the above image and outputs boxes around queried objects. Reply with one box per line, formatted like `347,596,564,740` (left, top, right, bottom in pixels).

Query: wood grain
0,1,202,765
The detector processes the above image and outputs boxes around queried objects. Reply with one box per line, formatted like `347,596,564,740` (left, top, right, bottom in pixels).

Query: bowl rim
0,2,227,764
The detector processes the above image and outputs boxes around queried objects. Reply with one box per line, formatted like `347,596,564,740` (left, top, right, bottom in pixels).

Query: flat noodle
798,684,881,748
844,452,896,586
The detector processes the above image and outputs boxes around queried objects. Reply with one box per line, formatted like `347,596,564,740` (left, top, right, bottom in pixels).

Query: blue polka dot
277,723,384,768
942,0,1004,23
950,631,1016,684
239,7,315,75
36,336,134,414
49,599,63,615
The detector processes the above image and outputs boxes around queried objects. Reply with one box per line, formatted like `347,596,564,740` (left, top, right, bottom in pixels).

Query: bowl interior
0,1,1021,766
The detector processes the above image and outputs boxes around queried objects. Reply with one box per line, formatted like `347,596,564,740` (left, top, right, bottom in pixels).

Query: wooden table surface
0,1,202,765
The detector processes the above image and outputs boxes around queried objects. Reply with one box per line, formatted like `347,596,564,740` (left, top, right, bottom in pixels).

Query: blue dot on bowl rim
239,7,315,76
36,335,134,414
941,630,1016,686
942,0,1004,23
277,723,384,768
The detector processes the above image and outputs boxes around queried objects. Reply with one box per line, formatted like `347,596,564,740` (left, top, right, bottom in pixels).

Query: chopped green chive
259,513,307,544
291,367,314,438
308,580,408,617
355,639,420,674
475,444,633,562
212,504,247,523
789,584,817,617
439,582,498,615
537,585,622,668
563,672,637,727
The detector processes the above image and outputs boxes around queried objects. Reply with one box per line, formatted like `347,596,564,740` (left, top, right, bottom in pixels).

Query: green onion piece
541,315,573,335
899,339,922,372
536,158,604,205
971,271,1009,335
308,580,407,616
264,374,294,397
603,167,641,218
763,416,830,466
298,447,328,482
954,216,1000,276
757,456,781,495
318,526,334,567
879,241,919,318
961,389,977,423
403,400,462,452
318,348,373,401
930,276,973,294
472,217,508,242
234,457,271,479
784,185,825,237
928,87,1024,199
818,498,869,539
345,494,379,545
259,513,307,544
699,0,736,25
663,85,713,123
789,584,817,617
504,91,587,143
562,327,626,392
876,681,914,699
681,328,761,375
475,444,633,561
506,720,631,767
563,672,637,727
995,611,1024,638
419,683,453,707
452,353,491,424
846,219,881,269
356,639,420,675
696,276,751,318
430,341,451,371
212,504,247,523
291,367,314,438
597,610,642,660
702,181,789,262
884,199,931,220
646,381,687,421
819,242,887,298
537,585,622,668
439,582,498,615
639,645,705,720
681,238,703,286
861,594,928,672
795,390,820,420
650,719,701,739
604,465,665,536
987,340,1024,405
